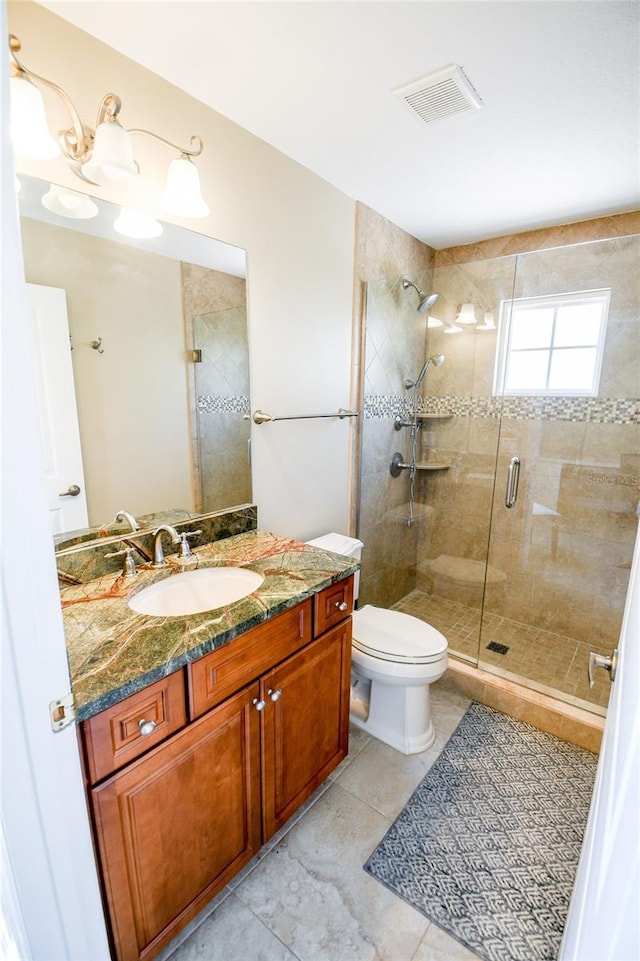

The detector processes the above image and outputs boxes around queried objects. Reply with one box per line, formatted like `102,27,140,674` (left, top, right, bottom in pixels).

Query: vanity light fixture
476,307,496,330
8,34,210,220
114,207,163,240
426,314,444,329
455,302,478,326
41,183,98,219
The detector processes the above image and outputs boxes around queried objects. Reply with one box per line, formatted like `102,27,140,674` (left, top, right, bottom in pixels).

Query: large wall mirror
18,175,252,546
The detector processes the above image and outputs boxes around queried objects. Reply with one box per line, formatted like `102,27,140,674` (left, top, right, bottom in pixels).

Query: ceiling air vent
393,64,483,126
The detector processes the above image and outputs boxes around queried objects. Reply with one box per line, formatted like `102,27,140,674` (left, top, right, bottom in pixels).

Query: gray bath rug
364,702,598,961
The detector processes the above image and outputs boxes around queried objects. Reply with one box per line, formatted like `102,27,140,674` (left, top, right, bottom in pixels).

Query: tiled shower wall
182,263,251,513
352,203,436,602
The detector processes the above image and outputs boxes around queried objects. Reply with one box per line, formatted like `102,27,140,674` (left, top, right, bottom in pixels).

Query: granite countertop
61,530,357,722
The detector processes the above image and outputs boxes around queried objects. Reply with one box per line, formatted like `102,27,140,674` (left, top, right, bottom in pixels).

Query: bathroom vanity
59,528,356,961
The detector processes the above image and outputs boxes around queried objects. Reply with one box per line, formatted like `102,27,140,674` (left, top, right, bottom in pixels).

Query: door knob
335,601,348,612
138,719,157,736
588,648,618,688
267,688,282,702
252,697,266,712
59,484,81,497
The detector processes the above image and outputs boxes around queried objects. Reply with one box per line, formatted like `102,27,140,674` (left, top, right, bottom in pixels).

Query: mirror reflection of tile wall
182,264,251,513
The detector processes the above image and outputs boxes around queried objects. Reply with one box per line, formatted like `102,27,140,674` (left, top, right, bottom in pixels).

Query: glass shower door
478,235,640,715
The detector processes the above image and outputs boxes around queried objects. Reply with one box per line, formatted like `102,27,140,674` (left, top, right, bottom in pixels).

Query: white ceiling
40,0,640,249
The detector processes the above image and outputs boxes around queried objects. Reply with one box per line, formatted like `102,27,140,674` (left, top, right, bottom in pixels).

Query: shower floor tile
392,590,610,712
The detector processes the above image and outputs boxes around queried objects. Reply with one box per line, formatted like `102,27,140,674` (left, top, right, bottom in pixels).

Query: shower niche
358,235,639,718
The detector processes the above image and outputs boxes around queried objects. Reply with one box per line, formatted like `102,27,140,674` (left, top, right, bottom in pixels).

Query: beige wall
21,217,192,525
9,0,356,541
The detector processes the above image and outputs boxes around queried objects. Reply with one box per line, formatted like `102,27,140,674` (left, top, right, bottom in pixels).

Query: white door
27,283,89,533
560,517,640,960
3,23,110,956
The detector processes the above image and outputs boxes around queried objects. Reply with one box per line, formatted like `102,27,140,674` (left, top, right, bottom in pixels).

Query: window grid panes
495,289,610,396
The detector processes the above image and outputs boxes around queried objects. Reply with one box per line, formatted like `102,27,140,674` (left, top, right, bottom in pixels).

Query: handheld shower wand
405,353,445,390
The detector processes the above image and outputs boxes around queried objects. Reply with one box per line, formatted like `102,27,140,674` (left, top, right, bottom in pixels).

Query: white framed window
494,288,611,396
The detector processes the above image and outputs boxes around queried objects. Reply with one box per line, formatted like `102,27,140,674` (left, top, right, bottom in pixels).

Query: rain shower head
405,353,446,390
402,278,439,313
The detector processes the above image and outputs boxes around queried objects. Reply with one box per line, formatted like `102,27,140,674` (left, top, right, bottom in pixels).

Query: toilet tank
306,533,364,603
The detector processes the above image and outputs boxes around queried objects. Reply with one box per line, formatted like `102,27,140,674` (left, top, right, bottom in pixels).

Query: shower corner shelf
390,451,451,477
394,413,453,430
416,461,451,471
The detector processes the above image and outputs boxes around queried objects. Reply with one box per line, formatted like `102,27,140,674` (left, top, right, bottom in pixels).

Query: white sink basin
128,567,264,617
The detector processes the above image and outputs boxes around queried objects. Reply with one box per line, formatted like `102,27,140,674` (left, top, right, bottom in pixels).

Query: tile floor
393,590,610,713
158,678,482,961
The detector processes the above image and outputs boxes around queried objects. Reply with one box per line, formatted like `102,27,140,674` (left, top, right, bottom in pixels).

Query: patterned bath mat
364,703,598,961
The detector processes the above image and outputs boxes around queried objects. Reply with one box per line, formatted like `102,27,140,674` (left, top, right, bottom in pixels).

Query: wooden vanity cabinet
90,685,261,961
84,579,353,961
261,619,351,839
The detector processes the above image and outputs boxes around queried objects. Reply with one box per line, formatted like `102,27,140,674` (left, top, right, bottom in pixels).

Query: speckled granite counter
61,530,357,722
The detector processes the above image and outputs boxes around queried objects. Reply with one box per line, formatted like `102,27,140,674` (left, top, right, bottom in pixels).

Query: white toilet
306,533,448,755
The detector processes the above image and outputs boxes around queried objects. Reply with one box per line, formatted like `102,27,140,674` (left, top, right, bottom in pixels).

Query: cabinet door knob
267,688,282,702
138,719,157,736
335,601,348,612
252,697,267,712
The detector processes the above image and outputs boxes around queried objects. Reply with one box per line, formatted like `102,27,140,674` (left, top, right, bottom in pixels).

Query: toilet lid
351,605,447,663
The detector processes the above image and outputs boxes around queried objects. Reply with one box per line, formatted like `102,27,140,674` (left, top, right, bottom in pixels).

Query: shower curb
442,658,605,753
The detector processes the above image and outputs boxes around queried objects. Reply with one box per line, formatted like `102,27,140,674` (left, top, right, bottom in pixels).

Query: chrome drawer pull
335,601,348,612
252,697,267,712
267,688,282,702
138,719,157,736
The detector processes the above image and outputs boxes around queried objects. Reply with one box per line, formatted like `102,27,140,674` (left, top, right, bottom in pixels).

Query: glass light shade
10,75,60,159
456,302,478,325
426,315,444,329
41,184,98,220
82,121,139,184
114,207,163,240
160,156,210,218
477,309,496,330
443,323,463,335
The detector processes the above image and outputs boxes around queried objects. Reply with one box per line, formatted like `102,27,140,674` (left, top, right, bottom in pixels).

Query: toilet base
349,675,437,755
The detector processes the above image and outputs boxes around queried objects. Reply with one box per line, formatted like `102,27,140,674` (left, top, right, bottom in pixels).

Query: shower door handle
505,457,521,509
588,648,618,688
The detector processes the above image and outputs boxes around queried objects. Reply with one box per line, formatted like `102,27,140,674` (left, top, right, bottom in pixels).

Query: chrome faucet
112,509,140,533
151,525,181,568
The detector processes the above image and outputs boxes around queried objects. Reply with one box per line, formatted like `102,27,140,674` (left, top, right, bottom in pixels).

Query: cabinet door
261,621,351,841
91,683,262,961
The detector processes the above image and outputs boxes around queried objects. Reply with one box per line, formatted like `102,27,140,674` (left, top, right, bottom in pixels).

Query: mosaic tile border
198,394,250,415
364,394,640,424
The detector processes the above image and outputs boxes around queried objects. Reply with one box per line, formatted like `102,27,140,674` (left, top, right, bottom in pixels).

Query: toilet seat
351,605,447,664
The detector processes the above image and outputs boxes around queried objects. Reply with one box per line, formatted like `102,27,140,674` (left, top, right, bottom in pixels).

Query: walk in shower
358,234,639,716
